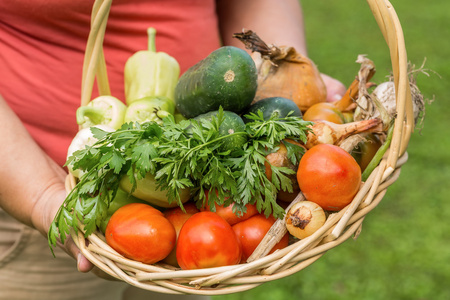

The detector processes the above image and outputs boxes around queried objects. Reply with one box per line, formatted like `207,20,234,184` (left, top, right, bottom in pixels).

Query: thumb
77,252,94,273
62,236,118,280
62,236,95,273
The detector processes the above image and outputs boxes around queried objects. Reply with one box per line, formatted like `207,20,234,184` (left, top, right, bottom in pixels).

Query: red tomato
105,203,176,264
202,191,258,225
297,144,361,211
176,211,242,270
162,203,199,267
232,214,289,263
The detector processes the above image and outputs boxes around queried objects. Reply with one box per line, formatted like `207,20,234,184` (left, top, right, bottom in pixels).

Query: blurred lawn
214,1,450,299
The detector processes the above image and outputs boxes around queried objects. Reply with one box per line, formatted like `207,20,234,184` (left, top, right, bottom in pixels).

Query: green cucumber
174,46,258,118
242,97,302,123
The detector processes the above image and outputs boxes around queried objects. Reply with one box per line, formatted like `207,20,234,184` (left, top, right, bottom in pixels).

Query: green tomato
107,189,143,215
77,95,127,130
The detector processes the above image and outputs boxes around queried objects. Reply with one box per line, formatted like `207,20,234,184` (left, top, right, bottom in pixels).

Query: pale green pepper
124,95,175,125
124,27,180,105
76,95,127,130
119,172,190,208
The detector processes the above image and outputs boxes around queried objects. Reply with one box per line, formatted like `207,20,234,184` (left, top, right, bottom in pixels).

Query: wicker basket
66,0,414,295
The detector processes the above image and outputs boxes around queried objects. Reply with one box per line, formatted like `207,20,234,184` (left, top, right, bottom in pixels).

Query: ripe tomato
303,102,345,124
176,211,242,270
202,195,259,226
297,144,361,211
232,214,289,263
105,203,176,264
162,203,199,267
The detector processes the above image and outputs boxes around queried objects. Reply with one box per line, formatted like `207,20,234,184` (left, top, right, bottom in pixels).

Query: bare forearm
0,95,66,235
216,0,307,55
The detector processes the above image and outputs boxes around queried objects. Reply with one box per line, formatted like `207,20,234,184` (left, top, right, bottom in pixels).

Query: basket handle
366,0,414,173
80,0,112,107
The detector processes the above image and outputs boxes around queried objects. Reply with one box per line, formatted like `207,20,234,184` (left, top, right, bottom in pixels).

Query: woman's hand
31,170,118,279
29,178,95,273
0,95,109,277
321,73,347,103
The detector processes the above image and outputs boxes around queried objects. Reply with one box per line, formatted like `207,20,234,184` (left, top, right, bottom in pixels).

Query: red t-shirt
0,0,221,166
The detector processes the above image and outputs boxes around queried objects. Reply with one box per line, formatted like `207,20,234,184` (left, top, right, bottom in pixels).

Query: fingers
77,252,94,273
60,235,119,280
57,235,94,273
320,73,347,103
69,241,93,273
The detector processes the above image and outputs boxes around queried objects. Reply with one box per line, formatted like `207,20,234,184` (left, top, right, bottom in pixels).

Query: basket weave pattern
66,0,414,295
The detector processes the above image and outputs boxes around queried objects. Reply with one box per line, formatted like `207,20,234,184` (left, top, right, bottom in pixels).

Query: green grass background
214,1,450,299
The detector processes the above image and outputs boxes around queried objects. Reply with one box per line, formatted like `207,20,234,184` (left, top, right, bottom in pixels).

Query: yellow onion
234,30,327,112
305,118,383,149
285,201,326,239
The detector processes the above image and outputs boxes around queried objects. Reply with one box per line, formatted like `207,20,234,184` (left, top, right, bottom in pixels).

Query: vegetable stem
147,27,156,52
361,123,395,181
334,56,376,112
76,106,105,125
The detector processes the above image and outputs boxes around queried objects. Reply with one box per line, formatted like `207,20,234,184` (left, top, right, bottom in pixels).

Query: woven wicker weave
66,0,414,295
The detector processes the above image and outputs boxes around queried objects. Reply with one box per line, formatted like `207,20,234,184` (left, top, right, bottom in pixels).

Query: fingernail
333,94,343,101
77,253,83,272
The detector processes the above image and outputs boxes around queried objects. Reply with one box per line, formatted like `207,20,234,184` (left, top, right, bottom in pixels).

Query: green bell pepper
124,27,180,105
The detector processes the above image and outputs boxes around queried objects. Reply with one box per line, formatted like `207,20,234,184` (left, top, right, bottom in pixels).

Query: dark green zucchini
242,97,302,123
174,46,258,118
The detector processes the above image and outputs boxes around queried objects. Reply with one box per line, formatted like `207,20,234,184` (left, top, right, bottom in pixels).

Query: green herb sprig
48,108,312,250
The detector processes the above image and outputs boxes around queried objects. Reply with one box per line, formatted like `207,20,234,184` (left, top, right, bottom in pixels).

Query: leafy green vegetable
48,108,312,250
